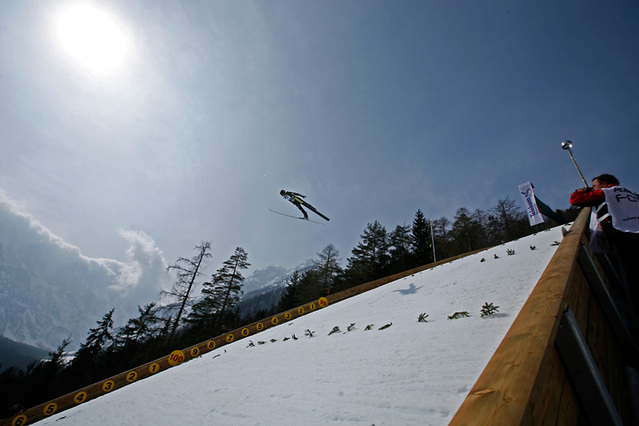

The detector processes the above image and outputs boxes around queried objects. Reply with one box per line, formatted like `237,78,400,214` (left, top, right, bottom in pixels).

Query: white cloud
0,188,171,348
0,187,86,258
1,188,168,294
108,228,170,297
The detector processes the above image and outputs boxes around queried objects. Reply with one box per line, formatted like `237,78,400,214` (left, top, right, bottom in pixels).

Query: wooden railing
450,208,639,425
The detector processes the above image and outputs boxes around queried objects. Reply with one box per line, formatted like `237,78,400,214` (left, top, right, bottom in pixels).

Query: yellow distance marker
126,371,138,382
149,363,160,374
207,340,216,350
225,334,235,343
271,317,279,325
190,347,200,357
73,391,88,404
43,402,57,416
102,380,115,392
284,312,292,320
168,350,185,366
241,328,250,337
256,323,264,331
318,297,329,308
11,414,27,426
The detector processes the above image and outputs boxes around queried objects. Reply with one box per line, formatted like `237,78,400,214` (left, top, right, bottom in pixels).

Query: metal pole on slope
430,219,437,262
561,140,589,187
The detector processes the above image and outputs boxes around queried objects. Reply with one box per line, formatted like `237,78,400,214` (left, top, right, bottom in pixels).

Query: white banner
518,181,544,226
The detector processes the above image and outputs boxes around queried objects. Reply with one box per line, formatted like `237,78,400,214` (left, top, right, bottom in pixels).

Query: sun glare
53,4,132,77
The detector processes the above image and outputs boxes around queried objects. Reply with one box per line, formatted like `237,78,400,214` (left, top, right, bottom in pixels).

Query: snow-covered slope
35,227,564,426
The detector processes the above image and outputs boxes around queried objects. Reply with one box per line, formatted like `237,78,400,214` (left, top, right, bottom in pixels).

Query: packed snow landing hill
36,226,565,426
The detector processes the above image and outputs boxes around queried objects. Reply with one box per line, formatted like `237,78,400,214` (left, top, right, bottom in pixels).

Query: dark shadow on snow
393,283,423,295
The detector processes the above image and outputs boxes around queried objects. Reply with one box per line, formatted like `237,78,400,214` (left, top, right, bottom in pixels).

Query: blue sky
1,0,638,278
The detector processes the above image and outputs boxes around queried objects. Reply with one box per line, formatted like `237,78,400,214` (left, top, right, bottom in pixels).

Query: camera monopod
561,140,589,187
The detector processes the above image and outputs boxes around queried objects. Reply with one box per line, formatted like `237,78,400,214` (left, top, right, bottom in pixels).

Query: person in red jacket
570,173,618,205
570,173,639,315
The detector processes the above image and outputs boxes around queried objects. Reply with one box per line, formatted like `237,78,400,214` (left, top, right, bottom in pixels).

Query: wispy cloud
0,187,87,258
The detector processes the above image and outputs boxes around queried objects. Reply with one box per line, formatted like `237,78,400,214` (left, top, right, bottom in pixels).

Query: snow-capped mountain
216,259,316,320
241,258,315,295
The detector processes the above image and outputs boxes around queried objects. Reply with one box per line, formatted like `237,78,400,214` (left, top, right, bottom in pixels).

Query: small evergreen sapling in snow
347,323,356,332
329,326,341,336
506,249,516,256
365,324,374,331
448,311,470,319
378,322,392,330
305,329,315,337
418,313,429,322
530,245,536,250
480,302,500,317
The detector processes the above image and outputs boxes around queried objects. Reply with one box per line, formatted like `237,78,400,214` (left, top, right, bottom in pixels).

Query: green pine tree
411,209,432,266
346,220,390,284
78,309,115,357
113,303,162,348
189,247,249,332
389,223,412,272
276,270,302,312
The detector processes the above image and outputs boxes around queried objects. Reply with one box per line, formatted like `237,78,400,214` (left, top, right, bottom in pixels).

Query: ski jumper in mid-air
280,190,330,221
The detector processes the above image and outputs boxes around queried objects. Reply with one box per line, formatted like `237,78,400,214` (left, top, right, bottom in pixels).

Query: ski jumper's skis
299,200,330,221
269,209,326,224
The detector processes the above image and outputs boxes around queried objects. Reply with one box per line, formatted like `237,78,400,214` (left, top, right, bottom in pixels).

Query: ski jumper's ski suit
281,191,308,219
280,191,330,221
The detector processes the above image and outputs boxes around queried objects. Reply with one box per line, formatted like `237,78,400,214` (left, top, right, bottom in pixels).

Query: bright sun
53,4,132,77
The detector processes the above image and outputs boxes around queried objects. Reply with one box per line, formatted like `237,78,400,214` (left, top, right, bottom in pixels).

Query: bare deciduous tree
163,241,212,343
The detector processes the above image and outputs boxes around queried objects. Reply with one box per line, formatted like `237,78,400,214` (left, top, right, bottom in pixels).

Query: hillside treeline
275,199,577,312
1,198,579,418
